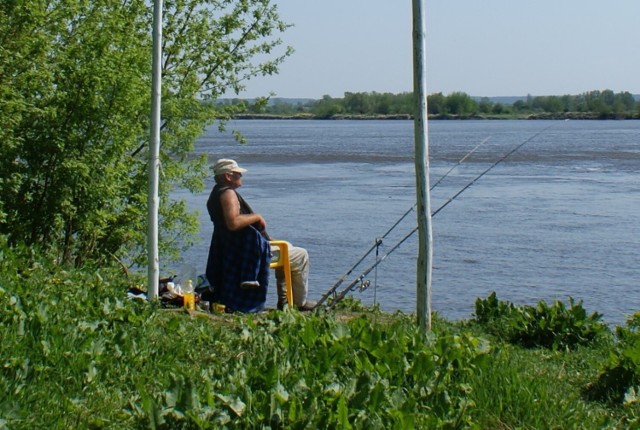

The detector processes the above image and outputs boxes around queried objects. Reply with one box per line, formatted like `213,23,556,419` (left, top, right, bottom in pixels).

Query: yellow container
183,292,195,310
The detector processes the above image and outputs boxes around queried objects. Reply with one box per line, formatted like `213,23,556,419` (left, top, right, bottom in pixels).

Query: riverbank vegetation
232,89,640,120
2,243,640,428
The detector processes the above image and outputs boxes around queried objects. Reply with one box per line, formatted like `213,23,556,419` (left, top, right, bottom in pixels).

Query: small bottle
183,279,195,310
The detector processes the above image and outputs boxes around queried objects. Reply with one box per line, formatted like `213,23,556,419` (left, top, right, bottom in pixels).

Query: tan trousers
275,245,309,307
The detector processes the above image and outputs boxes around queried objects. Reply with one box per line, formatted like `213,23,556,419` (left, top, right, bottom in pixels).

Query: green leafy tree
445,92,478,116
491,103,505,115
478,97,493,114
512,99,529,113
372,92,391,115
0,0,292,266
584,90,610,116
393,92,415,115
560,95,575,112
535,96,564,113
311,95,344,118
427,92,446,115
343,91,373,114
614,91,636,112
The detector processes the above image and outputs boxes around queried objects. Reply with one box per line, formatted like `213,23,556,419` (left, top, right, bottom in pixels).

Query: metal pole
147,0,163,300
412,0,433,331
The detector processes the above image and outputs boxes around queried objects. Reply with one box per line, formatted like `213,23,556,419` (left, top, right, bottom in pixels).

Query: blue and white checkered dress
205,186,271,312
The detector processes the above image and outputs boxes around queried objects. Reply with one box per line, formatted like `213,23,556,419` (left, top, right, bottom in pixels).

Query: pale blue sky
239,0,640,99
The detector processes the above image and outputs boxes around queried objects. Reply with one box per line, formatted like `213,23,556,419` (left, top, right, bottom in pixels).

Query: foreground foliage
473,292,611,350
1,245,639,428
586,313,640,407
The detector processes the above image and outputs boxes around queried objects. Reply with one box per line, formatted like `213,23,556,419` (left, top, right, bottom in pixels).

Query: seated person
205,159,315,312
205,159,270,313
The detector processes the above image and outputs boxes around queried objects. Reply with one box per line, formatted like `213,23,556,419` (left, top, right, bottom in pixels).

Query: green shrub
473,292,611,349
585,312,640,405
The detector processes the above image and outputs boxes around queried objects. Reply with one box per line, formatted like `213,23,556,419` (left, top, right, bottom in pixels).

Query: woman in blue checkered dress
205,159,271,313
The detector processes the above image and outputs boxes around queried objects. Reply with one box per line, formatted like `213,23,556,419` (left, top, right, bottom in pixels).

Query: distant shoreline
233,112,640,120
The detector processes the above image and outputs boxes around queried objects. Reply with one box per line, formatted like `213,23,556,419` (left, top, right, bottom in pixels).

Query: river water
174,119,640,326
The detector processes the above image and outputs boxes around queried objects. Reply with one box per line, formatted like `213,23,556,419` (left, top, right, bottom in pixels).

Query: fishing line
370,137,490,307
322,121,568,308
373,243,379,307
316,135,491,307
381,136,491,239
432,121,566,218
327,227,417,308
431,136,491,190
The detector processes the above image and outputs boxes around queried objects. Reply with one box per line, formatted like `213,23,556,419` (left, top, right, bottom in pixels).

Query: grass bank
1,245,639,428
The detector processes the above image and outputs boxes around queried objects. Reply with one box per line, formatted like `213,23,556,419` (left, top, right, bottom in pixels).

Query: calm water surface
176,119,640,326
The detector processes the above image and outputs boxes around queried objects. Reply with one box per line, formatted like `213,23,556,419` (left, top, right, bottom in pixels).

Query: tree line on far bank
231,89,640,119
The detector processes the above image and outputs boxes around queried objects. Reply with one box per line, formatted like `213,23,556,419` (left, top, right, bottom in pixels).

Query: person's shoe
240,281,260,289
297,300,317,312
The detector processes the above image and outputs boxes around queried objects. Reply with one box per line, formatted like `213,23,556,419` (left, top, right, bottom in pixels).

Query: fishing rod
316,136,491,307
431,136,491,190
431,120,567,218
369,136,492,306
326,226,417,308
322,121,567,309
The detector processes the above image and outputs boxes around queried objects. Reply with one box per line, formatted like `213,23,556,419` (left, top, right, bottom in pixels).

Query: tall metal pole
412,0,433,331
147,0,163,299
